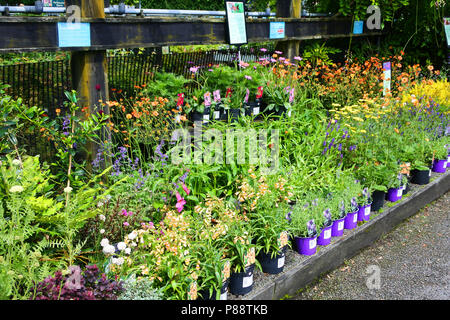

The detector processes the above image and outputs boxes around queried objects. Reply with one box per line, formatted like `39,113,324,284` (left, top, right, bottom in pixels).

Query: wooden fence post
67,0,110,170
276,0,301,60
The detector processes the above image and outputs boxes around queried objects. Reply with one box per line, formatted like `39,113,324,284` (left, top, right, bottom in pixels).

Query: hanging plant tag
256,86,264,99
213,90,221,102
204,92,212,107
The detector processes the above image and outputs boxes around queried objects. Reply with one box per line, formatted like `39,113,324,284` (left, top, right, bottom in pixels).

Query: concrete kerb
240,171,450,300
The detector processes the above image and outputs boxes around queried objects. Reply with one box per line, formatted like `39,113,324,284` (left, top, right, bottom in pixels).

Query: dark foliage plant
32,265,124,300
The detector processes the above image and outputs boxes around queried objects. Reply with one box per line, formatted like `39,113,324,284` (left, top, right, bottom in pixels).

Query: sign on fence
225,1,248,45
444,18,450,46
57,22,91,48
43,0,65,7
353,20,364,34
269,22,286,39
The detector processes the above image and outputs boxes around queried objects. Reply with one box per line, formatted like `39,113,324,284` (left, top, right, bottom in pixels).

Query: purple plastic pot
432,159,447,173
357,203,372,222
344,211,358,230
387,187,403,202
331,218,346,237
317,225,332,246
294,236,317,256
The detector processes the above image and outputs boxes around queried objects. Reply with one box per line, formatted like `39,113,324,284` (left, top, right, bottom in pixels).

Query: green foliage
117,275,164,300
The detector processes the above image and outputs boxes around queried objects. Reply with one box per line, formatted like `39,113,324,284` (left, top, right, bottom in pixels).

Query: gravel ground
291,191,450,300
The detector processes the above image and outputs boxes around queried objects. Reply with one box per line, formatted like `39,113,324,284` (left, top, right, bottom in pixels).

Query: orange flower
427,65,434,71
126,114,132,119
152,111,159,117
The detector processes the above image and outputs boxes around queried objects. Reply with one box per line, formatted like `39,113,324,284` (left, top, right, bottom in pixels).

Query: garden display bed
231,171,450,300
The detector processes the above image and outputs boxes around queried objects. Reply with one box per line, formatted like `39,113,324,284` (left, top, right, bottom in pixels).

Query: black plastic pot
257,247,287,275
410,169,430,185
371,190,386,212
229,264,255,296
197,279,229,300
229,108,241,123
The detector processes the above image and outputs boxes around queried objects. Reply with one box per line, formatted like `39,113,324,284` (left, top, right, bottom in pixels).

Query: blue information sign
269,22,286,39
57,22,91,48
353,21,364,34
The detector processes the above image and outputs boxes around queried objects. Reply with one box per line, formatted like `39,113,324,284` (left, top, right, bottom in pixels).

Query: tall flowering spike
182,182,190,196
323,209,332,225
351,197,358,210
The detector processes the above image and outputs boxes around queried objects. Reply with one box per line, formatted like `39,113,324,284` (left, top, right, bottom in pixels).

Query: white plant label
338,221,344,230
309,238,317,249
278,256,285,268
365,207,370,216
242,274,253,288
220,291,228,300
447,155,450,162
324,229,331,239
253,107,260,115
444,161,447,168
397,189,403,197
353,214,357,223
203,115,210,123
429,169,432,177
214,111,220,119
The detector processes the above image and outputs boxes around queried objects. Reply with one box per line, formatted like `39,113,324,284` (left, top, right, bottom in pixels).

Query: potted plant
185,88,210,124
316,207,333,246
357,187,372,222
431,141,449,173
221,220,259,296
194,240,231,300
331,198,347,237
250,200,291,275
387,173,407,202
344,197,360,230
288,200,318,256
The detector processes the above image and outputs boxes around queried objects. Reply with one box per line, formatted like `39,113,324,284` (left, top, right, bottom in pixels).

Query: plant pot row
203,157,449,299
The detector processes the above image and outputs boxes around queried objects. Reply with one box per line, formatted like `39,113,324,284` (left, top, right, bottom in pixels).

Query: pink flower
175,191,186,213
260,48,267,52
182,183,190,196
190,66,199,73
294,56,302,61
245,75,252,80
123,222,129,227
121,209,128,216
275,50,283,55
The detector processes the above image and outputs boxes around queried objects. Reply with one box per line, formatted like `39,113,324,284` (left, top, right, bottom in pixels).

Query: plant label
214,111,220,119
429,169,432,177
444,161,447,169
324,229,331,239
397,189,403,197
278,255,285,268
309,238,317,249
353,214,357,223
242,274,253,288
220,291,228,300
253,107,260,115
203,114,210,123
338,221,344,230
447,155,450,162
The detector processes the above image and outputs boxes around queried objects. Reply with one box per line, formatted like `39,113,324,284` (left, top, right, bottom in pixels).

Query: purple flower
245,75,252,80
307,219,316,237
351,197,358,210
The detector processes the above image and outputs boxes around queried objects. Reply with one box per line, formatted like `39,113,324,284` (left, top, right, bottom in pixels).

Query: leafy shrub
32,265,123,300
117,275,163,300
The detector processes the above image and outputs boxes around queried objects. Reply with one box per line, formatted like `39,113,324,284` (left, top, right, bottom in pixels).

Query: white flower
115,257,124,265
111,257,118,264
117,242,126,251
102,244,115,255
99,214,106,222
100,229,105,234
63,186,73,194
127,231,138,240
9,185,24,193
100,238,109,247
124,248,131,255
12,159,22,166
